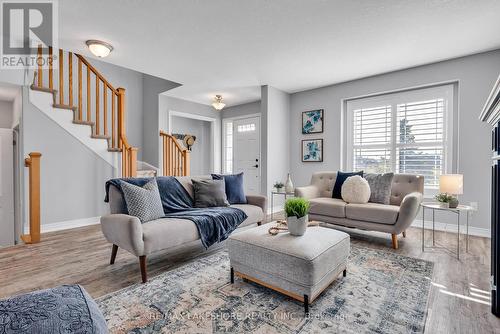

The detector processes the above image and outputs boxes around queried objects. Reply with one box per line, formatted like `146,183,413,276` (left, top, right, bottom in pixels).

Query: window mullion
391,103,397,173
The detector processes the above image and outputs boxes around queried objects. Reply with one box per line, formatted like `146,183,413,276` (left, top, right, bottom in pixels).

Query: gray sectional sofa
295,172,423,249
101,176,267,283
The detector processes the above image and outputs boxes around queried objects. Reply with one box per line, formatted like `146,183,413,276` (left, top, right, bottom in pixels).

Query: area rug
97,246,433,333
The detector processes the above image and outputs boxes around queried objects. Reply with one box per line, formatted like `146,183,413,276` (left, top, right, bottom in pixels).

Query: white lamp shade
439,174,463,195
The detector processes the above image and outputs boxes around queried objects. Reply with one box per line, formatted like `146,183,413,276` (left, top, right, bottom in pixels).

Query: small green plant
284,198,310,218
274,182,284,190
435,193,454,203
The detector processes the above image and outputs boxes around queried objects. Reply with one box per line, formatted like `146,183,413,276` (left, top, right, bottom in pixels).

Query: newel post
129,147,138,177
117,87,126,148
183,150,190,176
21,152,42,244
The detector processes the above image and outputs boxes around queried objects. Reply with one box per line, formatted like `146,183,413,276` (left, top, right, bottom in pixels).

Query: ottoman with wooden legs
227,224,350,314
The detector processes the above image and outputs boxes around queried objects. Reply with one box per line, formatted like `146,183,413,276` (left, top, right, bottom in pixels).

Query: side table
270,191,295,220
421,203,476,259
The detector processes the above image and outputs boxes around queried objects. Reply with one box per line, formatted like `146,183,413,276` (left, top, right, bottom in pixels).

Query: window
346,85,454,192
224,121,233,173
237,123,255,132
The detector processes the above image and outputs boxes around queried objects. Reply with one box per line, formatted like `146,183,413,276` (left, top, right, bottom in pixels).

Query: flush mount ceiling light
86,40,113,58
212,95,226,111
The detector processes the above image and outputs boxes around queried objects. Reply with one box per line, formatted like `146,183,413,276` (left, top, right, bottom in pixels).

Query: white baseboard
411,219,490,238
24,217,101,234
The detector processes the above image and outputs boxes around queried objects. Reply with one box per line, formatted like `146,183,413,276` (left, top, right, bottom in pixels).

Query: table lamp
439,174,463,208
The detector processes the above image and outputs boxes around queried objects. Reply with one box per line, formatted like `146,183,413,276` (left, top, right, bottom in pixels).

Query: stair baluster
32,47,138,177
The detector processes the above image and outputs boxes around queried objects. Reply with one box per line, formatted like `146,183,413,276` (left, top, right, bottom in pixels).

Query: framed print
302,109,324,134
302,139,323,162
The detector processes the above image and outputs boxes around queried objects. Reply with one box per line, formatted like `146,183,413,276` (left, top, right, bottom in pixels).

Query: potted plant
435,193,459,208
284,198,310,236
274,182,284,192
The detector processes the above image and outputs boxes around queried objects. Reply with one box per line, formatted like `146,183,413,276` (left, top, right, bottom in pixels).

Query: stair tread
30,85,57,94
107,148,121,152
53,103,77,111
73,119,95,126
91,134,111,139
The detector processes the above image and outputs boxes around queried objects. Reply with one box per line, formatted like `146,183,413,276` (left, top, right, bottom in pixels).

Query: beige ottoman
227,224,350,313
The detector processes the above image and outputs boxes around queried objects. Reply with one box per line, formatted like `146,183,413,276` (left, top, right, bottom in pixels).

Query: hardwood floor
0,222,499,333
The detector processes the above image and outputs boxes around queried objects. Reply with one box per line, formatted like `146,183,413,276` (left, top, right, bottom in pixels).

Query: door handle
253,164,259,168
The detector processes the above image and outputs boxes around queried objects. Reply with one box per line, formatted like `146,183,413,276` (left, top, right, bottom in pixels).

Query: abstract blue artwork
302,109,324,134
302,139,323,162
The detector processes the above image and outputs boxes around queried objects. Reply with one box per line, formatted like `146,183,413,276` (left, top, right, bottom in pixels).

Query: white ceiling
59,0,500,107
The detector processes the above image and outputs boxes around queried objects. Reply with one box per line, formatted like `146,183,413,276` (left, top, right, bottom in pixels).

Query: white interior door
233,116,260,194
0,129,14,247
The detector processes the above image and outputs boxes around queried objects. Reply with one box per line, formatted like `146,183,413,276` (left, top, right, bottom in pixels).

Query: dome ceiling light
86,40,113,58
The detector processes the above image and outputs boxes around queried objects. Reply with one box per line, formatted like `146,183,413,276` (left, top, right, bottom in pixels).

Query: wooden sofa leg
402,231,407,238
110,244,118,264
391,234,399,249
139,256,147,283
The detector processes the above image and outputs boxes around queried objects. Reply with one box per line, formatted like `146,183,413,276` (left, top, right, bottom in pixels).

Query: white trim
343,83,455,195
411,219,490,238
222,112,261,121
166,110,218,174
24,216,101,234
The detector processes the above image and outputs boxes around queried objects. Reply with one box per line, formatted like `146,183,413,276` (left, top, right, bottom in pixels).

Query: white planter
287,214,308,236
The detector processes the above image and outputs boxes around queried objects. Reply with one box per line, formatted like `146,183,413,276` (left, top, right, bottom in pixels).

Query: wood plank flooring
0,222,499,333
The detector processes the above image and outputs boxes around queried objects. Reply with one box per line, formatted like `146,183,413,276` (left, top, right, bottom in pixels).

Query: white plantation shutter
346,85,454,192
353,105,392,173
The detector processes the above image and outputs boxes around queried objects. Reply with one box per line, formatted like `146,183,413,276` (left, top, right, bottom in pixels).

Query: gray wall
22,87,114,225
289,49,500,230
142,74,181,167
222,101,260,119
0,101,13,128
161,96,222,174
171,116,211,175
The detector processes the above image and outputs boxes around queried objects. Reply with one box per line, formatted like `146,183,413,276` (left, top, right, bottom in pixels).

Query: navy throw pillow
211,173,247,204
332,171,364,199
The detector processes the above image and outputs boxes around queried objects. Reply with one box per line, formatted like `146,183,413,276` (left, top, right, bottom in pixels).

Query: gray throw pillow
192,179,230,208
364,173,394,204
120,179,165,223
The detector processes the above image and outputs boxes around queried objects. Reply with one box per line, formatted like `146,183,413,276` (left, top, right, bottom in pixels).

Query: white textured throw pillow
341,175,371,204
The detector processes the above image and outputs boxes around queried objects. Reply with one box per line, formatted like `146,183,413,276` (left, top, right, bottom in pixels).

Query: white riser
29,89,119,168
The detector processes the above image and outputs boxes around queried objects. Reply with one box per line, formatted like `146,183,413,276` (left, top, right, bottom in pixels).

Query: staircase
30,46,156,177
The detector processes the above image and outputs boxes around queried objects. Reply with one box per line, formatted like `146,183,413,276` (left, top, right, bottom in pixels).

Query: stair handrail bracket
160,131,190,176
32,46,138,177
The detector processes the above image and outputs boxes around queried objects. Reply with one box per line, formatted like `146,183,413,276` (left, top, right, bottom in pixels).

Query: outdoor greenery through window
346,85,453,190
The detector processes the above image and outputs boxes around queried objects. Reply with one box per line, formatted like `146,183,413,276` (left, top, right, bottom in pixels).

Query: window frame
344,84,454,195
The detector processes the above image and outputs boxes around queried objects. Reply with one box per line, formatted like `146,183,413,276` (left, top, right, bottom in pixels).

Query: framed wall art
302,139,323,162
302,109,324,134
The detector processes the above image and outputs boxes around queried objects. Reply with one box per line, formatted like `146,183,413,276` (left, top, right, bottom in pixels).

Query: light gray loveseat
100,176,267,283
295,172,423,249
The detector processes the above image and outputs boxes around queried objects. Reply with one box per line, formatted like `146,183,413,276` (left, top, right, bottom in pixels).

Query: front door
233,116,260,194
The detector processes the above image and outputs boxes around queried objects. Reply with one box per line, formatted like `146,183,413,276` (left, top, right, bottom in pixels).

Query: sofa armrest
246,195,267,214
393,192,423,234
295,185,320,200
100,214,145,257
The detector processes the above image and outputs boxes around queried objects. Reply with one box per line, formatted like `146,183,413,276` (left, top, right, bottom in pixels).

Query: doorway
226,116,261,194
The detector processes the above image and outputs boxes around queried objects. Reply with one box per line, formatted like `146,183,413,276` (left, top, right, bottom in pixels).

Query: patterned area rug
97,246,433,333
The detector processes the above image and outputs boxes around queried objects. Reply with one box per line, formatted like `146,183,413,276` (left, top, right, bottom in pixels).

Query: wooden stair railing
21,152,41,244
160,131,190,176
33,46,137,177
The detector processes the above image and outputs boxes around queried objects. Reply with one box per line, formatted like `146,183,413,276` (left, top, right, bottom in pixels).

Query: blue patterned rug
98,246,433,333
